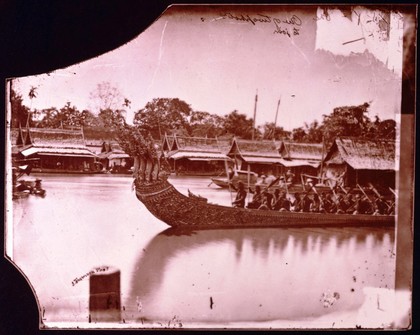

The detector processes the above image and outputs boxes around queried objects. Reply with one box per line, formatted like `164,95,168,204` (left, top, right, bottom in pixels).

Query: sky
13,5,403,131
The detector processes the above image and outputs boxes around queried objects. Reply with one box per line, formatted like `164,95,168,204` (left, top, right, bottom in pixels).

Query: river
8,174,397,329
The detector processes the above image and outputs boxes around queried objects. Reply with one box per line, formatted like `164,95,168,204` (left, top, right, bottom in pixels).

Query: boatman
232,181,247,208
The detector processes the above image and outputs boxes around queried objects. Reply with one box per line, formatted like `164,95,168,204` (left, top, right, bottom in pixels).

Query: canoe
135,177,395,229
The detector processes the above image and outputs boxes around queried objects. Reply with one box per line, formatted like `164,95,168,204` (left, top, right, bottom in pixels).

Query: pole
252,90,258,141
224,158,233,204
320,135,325,184
273,97,281,140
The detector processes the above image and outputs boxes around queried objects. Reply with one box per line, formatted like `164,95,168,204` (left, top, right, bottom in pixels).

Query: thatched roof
324,137,396,170
224,139,285,164
17,127,97,158
167,135,230,161
227,139,281,159
279,142,324,161
23,127,86,148
171,135,223,153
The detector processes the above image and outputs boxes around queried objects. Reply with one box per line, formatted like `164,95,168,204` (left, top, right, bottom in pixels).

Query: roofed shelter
98,141,132,173
226,138,282,175
16,127,98,173
278,141,324,180
167,135,230,175
322,137,396,190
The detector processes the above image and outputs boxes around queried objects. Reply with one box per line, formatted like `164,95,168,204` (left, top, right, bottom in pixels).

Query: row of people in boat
231,181,394,215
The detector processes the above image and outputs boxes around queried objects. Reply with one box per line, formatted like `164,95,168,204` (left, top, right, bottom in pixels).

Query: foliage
322,102,371,145
189,111,225,137
291,127,307,142
116,124,158,160
133,98,192,139
221,110,259,139
98,108,127,130
261,122,291,140
89,81,125,114
10,88,31,127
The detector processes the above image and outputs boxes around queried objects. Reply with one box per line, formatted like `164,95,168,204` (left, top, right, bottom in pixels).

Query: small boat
211,170,258,188
135,177,395,229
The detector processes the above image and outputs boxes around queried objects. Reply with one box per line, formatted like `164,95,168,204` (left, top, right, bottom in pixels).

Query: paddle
357,184,375,213
208,170,224,187
368,183,381,198
388,187,397,198
264,176,281,192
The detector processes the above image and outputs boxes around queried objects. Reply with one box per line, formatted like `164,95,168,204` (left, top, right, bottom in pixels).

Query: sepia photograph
4,3,416,330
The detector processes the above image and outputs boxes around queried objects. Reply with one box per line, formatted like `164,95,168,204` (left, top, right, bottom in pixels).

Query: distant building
98,141,132,172
166,135,230,175
322,137,396,190
226,138,282,175
278,141,324,181
15,127,98,172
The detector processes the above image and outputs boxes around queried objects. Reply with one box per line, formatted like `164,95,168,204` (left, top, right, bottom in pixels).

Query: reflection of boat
135,177,395,229
127,226,394,324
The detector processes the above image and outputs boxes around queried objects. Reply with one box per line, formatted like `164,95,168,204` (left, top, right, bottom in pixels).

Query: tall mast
252,89,258,141
273,97,281,139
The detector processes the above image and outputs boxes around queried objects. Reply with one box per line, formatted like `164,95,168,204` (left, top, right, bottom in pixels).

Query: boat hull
135,179,395,229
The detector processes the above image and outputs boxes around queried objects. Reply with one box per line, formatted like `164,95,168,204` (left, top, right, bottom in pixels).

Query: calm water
9,174,397,329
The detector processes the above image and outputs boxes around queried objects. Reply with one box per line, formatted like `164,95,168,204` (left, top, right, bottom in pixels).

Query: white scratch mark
149,20,169,91
290,39,311,65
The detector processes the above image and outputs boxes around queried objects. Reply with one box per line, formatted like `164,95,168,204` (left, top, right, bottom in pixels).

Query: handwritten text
219,12,302,38
71,266,110,286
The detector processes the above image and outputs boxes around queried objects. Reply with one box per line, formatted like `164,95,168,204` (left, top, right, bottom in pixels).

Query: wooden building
167,135,230,175
226,138,283,175
98,142,132,172
322,137,396,190
15,127,98,173
278,141,324,180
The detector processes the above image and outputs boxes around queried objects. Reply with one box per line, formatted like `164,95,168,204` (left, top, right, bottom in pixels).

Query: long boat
135,177,395,229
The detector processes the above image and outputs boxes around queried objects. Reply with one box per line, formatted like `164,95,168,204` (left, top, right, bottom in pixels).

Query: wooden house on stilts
322,137,396,191
166,135,230,175
15,127,98,173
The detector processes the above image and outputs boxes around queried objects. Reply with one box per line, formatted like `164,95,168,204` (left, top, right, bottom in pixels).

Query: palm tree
27,86,38,127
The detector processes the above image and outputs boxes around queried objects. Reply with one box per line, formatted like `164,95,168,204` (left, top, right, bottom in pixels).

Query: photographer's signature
218,12,302,38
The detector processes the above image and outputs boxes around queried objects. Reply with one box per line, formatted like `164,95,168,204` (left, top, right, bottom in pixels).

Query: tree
10,88,31,128
303,120,323,143
221,110,257,139
375,119,396,139
133,98,192,139
189,111,225,137
291,127,307,142
322,102,372,145
80,109,100,127
261,122,291,140
37,107,59,128
89,81,125,114
59,102,82,127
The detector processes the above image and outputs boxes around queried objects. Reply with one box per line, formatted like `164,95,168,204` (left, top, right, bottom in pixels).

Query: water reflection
127,226,395,324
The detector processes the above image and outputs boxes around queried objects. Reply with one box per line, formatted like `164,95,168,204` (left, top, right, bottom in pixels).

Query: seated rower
292,192,301,212
247,185,263,209
232,181,247,208
310,194,321,212
301,193,312,212
258,191,273,210
373,195,388,215
335,194,348,214
273,192,291,212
